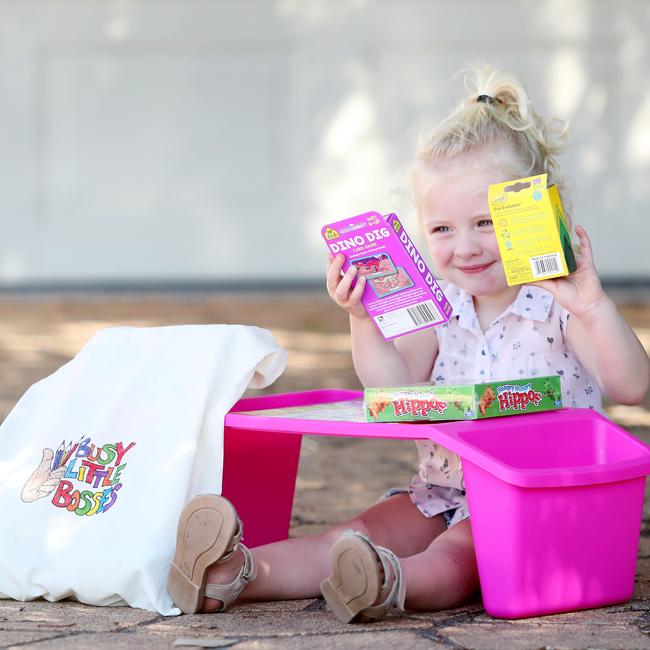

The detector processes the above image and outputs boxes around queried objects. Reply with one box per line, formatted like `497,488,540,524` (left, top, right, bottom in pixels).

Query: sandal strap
215,519,243,564
361,545,405,619
342,530,405,619
204,543,257,611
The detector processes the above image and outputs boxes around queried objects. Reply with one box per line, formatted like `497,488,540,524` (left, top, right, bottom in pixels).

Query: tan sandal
167,494,256,614
320,530,405,623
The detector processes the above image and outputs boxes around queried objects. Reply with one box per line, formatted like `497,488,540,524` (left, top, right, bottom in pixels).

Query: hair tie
476,94,501,105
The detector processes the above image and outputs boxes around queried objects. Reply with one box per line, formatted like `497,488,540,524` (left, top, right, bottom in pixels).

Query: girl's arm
535,226,650,404
327,254,437,387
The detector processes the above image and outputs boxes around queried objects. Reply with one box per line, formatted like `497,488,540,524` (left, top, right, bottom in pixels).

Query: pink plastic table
223,389,650,618
224,389,426,548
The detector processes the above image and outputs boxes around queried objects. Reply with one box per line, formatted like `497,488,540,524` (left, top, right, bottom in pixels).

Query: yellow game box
489,173,577,286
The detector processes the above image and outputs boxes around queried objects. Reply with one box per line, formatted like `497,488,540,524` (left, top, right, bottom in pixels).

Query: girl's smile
456,261,497,274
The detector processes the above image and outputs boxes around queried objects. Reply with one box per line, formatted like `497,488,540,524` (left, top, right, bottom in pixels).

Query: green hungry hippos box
364,375,563,422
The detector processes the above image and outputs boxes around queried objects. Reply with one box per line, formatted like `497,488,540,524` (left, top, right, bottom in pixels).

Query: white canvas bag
0,324,286,615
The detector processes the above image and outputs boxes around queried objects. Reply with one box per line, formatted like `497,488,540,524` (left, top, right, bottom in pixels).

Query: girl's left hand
532,225,607,323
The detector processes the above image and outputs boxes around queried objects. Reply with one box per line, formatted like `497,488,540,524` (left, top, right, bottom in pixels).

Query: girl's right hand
326,253,368,319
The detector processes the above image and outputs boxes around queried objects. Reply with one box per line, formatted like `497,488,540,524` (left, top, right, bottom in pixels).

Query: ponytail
413,65,572,225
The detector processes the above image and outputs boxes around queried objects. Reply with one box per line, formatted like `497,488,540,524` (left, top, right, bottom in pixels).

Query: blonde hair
412,65,571,224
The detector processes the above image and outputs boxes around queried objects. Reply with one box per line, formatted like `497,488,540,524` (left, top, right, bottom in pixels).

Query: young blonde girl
167,66,650,621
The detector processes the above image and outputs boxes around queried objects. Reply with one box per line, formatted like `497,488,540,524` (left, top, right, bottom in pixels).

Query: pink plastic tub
224,392,650,618
431,408,650,618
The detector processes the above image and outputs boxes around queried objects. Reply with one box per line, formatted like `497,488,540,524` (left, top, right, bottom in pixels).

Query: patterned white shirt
409,282,602,525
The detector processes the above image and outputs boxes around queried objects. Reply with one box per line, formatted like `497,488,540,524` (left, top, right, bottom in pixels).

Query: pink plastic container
224,392,650,618
431,408,650,618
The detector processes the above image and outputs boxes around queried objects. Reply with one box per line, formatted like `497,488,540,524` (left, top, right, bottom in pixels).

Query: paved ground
1,290,650,649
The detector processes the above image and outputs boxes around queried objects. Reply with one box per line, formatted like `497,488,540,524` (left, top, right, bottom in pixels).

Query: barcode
530,253,562,278
406,301,441,326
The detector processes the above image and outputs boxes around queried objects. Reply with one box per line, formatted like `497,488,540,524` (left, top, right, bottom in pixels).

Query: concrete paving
1,291,650,649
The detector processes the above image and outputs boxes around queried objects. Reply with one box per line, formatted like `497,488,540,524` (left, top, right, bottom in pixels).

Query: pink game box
322,211,452,340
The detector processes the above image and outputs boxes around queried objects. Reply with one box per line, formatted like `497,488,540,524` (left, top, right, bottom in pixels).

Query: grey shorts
379,487,459,529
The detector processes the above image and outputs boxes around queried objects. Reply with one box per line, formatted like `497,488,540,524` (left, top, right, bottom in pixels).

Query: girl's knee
320,516,373,549
438,519,475,553
322,494,443,555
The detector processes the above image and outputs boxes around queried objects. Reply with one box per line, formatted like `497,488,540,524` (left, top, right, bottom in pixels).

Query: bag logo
21,437,136,516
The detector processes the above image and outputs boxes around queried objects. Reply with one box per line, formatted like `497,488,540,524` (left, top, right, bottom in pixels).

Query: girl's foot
320,530,405,623
167,494,256,614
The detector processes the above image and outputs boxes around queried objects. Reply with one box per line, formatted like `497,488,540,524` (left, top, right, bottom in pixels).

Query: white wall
0,0,648,285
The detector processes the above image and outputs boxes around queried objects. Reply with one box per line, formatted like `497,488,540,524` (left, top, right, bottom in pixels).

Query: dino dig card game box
364,375,563,422
322,211,452,340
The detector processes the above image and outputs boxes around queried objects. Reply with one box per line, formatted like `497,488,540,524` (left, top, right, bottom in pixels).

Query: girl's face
419,157,511,298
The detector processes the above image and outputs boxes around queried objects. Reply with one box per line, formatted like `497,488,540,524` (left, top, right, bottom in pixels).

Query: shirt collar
510,285,554,322
446,284,479,331
446,283,554,329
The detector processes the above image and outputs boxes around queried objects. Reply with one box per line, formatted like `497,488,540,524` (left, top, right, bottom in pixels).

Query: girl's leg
401,519,479,611
202,493,446,612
